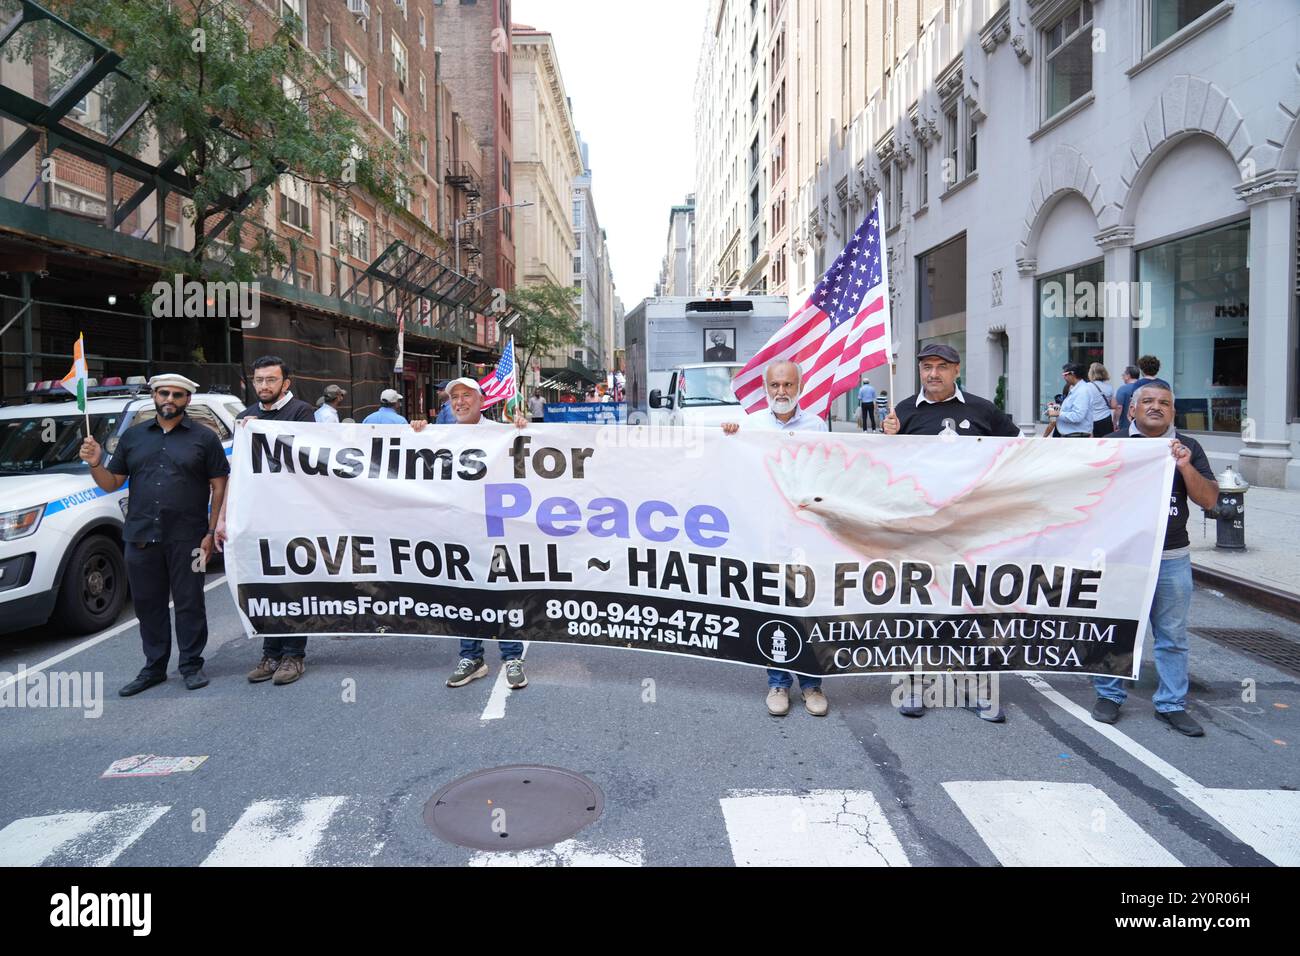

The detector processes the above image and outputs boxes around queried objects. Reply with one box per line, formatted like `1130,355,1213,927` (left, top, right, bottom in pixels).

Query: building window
282,74,306,111
892,161,904,226
916,234,967,375
1136,220,1250,433
338,210,370,260
278,175,311,231
1036,260,1104,419
392,105,408,147
1148,0,1222,48
418,11,427,48
280,0,307,44
392,35,409,92
343,48,366,104
1043,1,1093,119
944,107,958,186
918,141,929,207
501,152,510,191
966,102,978,175
503,207,512,240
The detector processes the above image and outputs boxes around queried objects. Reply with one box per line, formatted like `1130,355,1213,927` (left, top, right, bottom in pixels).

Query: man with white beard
722,359,830,718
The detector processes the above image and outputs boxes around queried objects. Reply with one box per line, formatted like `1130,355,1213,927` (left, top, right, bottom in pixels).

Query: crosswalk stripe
468,837,645,866
943,781,1183,867
1190,788,1300,867
200,797,346,867
0,804,170,866
719,789,911,867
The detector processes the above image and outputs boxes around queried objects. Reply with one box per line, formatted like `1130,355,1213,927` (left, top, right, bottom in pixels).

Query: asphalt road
0,576,1296,867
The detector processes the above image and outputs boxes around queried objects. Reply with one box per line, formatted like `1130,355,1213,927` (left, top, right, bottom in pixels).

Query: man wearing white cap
363,388,408,425
413,377,531,688
78,374,229,696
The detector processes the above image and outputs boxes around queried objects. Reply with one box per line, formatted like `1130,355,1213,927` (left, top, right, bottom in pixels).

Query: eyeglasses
154,389,190,400
252,376,283,385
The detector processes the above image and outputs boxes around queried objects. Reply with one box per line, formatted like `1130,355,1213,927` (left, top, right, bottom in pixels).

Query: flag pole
875,192,896,416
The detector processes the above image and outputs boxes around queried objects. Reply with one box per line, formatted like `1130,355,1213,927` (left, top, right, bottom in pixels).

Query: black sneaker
1156,709,1204,737
119,672,166,697
1091,698,1121,724
447,657,488,687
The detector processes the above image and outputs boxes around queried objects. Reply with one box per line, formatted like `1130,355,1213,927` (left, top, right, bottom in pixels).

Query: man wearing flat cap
315,384,347,423
78,374,229,696
881,343,1020,722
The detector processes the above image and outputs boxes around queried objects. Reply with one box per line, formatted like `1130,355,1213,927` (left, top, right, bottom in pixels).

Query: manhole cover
423,765,603,851
1190,628,1300,677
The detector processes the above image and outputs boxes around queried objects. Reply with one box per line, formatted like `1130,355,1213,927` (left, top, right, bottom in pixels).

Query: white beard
770,396,795,414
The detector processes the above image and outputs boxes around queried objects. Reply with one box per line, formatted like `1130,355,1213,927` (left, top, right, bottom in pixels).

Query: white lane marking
200,796,345,867
0,575,228,693
468,838,644,867
0,804,170,866
718,789,910,867
479,641,530,721
942,780,1182,867
1025,675,1300,866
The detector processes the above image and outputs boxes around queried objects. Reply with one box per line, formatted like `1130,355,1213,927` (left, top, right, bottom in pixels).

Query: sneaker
247,657,282,683
766,687,790,716
272,656,306,685
504,658,528,690
1091,697,1121,724
1156,709,1204,737
447,657,488,687
803,687,829,717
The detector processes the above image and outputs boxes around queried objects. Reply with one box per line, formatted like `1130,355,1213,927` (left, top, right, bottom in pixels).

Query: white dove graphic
768,439,1122,607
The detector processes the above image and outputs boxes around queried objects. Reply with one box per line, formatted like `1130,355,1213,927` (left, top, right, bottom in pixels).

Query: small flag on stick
60,332,90,435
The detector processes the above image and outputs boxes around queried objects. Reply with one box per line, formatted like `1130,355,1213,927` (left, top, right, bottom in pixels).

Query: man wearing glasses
215,355,316,686
78,374,229,696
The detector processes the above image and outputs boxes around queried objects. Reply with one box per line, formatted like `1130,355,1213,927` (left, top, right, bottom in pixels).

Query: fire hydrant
1210,465,1249,550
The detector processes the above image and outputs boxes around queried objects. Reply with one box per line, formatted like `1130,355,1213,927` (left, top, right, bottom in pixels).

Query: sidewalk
1190,485,1300,610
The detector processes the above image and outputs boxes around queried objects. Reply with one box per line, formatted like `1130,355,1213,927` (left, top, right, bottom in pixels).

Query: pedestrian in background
315,384,347,423
78,374,229,696
858,379,877,431
363,389,408,425
1088,363,1115,435
1049,363,1096,437
1113,365,1141,430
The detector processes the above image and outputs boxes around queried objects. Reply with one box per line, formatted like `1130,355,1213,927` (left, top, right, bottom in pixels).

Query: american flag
479,336,518,409
732,193,892,417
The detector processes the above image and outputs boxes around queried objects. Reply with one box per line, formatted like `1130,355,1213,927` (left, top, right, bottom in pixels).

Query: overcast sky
511,0,705,308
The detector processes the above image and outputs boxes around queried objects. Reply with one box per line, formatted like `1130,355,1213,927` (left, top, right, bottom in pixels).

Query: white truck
623,295,790,426
0,387,243,635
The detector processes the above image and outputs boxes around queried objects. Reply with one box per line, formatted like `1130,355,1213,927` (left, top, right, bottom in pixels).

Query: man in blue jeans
722,360,830,717
413,378,530,689
1092,382,1218,737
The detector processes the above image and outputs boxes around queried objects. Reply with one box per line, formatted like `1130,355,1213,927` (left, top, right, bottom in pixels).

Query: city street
1,575,1295,867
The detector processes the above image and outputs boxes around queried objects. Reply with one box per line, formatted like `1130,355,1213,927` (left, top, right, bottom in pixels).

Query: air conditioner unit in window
347,0,371,20
348,82,366,98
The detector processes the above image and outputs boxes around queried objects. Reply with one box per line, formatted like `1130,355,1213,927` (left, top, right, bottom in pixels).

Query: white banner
226,422,1174,678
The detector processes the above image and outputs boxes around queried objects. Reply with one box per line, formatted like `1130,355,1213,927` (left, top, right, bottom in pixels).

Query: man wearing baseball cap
363,388,408,425
881,342,1020,722
413,377,531,688
315,384,347,423
78,374,229,696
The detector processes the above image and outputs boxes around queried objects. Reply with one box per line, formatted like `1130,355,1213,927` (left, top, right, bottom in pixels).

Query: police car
0,385,244,635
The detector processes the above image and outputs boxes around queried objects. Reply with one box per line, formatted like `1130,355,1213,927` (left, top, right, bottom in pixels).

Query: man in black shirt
78,374,229,696
1091,382,1218,737
216,355,316,686
882,343,1021,722
882,344,1021,438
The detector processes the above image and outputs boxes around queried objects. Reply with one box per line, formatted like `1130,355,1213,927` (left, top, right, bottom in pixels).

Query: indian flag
60,333,89,411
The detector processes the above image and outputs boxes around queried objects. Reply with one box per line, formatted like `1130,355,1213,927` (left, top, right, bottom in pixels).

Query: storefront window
1037,260,1104,418
1136,220,1249,433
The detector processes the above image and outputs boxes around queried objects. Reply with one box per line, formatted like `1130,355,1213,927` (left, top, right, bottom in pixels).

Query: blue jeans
767,669,822,690
460,639,523,662
1093,553,1192,713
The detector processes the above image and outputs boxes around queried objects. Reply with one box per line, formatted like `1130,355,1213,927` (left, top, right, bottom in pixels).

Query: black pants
861,403,877,431
263,635,307,659
124,537,208,677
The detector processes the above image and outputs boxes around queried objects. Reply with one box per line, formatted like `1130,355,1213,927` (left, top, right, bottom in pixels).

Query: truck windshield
0,414,122,475
679,365,743,406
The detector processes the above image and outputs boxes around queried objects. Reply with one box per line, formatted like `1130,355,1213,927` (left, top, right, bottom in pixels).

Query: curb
1192,562,1300,624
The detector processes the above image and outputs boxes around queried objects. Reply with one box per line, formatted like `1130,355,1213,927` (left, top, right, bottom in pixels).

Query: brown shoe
272,657,306,685
247,656,281,683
